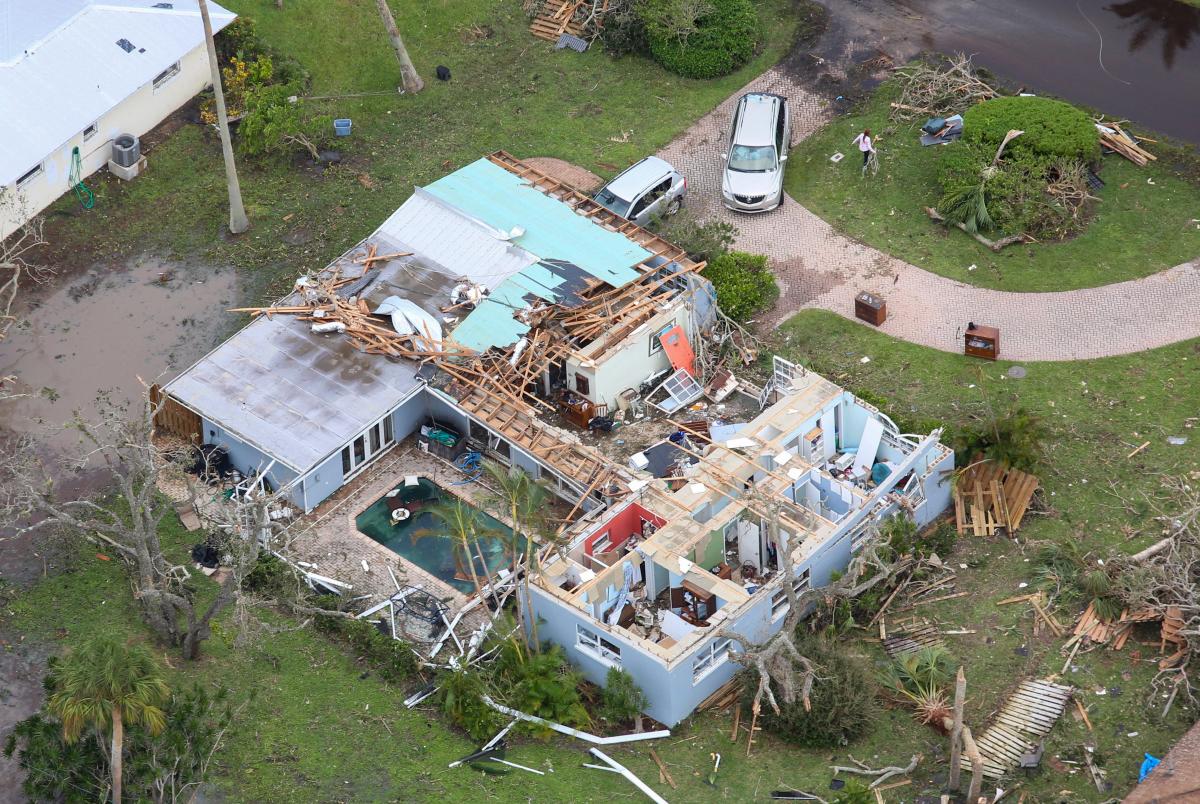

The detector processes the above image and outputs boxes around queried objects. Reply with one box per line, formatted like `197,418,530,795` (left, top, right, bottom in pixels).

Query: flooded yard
0,254,237,451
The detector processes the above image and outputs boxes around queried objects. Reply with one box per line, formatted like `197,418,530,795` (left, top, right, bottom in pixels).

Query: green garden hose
70,146,95,209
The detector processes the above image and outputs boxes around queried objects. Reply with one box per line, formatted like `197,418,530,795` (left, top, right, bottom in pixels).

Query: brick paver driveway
656,68,1200,362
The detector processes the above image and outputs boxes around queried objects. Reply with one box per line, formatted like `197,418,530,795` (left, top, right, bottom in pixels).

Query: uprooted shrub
642,0,758,79
951,406,1048,472
743,634,878,747
703,251,779,322
878,645,955,729
936,96,1100,240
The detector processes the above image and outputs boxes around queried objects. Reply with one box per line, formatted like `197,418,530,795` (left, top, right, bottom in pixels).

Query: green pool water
354,477,511,594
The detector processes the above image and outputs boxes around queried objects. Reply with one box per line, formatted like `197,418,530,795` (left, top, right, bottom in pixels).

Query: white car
721,93,791,213
594,156,687,227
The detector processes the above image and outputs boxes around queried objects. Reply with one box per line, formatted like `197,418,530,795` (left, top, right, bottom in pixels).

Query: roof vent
498,225,525,241
153,2,175,7
116,38,135,53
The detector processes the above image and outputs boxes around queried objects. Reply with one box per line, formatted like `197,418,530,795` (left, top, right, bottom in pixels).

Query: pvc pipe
481,696,669,745
587,748,669,804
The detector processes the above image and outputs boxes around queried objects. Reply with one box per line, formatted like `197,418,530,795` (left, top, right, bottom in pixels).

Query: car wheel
665,198,682,217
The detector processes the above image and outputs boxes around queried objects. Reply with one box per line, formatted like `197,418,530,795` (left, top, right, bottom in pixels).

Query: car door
774,100,789,162
631,178,672,225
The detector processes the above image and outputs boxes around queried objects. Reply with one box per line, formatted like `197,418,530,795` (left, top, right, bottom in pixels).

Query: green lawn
47,0,808,304
785,80,1200,292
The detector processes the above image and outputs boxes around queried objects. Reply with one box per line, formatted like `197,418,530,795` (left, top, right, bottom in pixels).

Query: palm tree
374,0,424,93
425,500,489,603
198,0,249,234
47,636,170,804
483,464,551,650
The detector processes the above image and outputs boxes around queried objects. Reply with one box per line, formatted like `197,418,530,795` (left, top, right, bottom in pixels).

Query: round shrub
702,251,779,322
642,0,758,79
743,635,877,747
962,96,1099,162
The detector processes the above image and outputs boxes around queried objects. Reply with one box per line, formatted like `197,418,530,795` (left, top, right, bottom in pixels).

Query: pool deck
281,443,508,645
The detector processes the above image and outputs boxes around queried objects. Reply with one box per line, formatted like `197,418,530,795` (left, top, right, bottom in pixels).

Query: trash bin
333,118,352,137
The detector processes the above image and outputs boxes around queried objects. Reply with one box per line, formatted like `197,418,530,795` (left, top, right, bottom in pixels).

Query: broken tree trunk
829,754,921,789
924,207,1026,252
962,725,984,803
374,0,423,93
949,667,966,790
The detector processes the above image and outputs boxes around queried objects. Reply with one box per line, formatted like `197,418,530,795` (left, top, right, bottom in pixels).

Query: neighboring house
0,0,235,237
1124,718,1200,803
530,359,955,727
162,155,709,511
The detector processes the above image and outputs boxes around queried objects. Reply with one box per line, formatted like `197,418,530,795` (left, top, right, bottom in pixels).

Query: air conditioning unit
111,134,140,167
108,134,146,181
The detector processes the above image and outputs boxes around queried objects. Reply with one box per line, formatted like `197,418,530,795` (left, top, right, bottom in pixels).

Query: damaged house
159,153,954,727
532,359,955,726
162,153,711,511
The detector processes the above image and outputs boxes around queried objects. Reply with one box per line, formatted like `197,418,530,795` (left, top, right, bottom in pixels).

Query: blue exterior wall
202,418,299,502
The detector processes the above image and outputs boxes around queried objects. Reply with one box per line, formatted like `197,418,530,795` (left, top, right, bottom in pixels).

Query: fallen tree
924,206,1029,252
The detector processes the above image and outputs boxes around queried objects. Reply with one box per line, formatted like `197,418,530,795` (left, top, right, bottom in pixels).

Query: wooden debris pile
526,0,612,43
1096,120,1157,167
953,459,1040,536
1067,602,1187,667
961,679,1072,779
997,590,1065,638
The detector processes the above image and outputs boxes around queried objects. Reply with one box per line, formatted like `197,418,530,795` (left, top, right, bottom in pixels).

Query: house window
770,568,811,620
591,532,612,553
648,323,673,356
340,413,397,479
83,122,99,142
577,625,621,667
153,61,182,90
16,164,42,187
849,521,873,552
692,638,732,684
574,373,590,396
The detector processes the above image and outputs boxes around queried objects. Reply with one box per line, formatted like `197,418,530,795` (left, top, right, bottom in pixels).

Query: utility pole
199,0,249,234
374,0,424,93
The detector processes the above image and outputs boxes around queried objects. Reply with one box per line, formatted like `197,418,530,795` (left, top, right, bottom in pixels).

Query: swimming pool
354,477,511,594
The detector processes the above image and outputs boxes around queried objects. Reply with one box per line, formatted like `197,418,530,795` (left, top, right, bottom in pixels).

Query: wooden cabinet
855,292,887,326
964,324,1000,361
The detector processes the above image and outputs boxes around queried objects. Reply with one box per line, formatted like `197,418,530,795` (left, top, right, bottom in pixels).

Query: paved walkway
655,68,1200,362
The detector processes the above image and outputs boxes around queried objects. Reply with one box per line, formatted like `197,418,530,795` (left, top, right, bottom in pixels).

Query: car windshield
596,187,632,217
728,144,776,173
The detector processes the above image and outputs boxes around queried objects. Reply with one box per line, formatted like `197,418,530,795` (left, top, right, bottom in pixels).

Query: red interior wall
584,503,667,556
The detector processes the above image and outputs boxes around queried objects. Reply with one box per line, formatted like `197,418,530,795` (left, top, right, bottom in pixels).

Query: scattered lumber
1096,120,1156,167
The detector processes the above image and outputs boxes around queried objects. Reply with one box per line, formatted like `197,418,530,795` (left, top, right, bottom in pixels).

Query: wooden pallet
961,679,1072,779
529,0,586,41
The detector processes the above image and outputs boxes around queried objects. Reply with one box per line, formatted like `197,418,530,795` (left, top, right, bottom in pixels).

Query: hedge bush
643,0,758,79
962,96,1099,161
703,251,778,322
744,635,877,747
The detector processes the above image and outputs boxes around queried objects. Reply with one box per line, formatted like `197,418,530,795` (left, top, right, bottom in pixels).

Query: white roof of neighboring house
0,0,235,186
